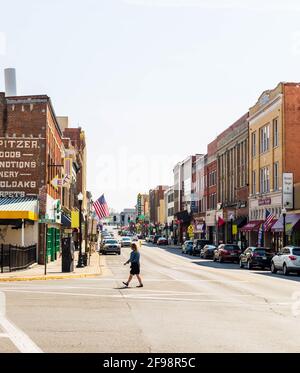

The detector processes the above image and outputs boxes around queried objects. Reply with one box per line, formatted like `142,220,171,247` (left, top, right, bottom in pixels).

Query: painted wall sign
258,198,272,206
0,138,43,197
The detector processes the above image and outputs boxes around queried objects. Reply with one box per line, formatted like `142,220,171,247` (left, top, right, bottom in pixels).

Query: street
1,241,300,353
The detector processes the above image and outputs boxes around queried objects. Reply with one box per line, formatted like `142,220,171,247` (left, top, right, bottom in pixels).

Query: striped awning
0,197,38,221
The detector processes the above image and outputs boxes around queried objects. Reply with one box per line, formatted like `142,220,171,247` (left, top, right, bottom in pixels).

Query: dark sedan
157,237,168,246
200,244,217,259
192,239,211,256
240,247,274,270
213,244,242,263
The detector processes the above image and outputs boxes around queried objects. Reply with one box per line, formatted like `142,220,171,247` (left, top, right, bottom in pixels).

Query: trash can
62,237,74,273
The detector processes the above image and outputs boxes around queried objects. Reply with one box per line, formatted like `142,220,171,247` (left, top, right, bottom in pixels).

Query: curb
0,272,102,283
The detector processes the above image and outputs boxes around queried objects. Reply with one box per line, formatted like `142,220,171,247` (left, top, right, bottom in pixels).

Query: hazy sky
1,0,300,211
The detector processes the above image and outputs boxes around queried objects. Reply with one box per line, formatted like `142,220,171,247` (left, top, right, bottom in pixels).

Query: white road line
1,289,292,308
0,292,43,353
0,286,256,298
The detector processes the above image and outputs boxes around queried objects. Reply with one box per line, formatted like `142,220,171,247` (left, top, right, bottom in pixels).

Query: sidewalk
0,251,109,282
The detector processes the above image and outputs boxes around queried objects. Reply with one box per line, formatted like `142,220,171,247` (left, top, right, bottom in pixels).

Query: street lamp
77,192,85,268
282,208,287,248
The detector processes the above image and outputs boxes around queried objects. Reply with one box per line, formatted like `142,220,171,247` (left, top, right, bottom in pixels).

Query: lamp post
282,208,287,248
77,192,84,268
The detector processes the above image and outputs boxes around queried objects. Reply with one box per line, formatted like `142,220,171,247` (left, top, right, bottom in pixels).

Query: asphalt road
1,241,300,353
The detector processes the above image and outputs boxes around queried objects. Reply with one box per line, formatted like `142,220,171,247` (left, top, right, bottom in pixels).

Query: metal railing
0,244,37,273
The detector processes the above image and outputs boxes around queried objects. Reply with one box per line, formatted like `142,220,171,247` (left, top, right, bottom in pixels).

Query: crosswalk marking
0,292,43,353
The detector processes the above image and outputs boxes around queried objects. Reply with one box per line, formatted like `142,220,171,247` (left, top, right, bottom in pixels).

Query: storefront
206,210,216,244
272,214,300,249
0,197,39,251
240,220,264,247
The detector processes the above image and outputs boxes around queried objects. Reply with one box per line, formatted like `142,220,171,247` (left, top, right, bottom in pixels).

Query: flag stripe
93,194,109,220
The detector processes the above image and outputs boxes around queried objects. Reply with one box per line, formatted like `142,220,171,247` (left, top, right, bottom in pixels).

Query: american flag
93,195,109,220
264,210,276,232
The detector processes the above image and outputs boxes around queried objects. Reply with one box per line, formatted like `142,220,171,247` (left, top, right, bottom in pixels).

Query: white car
271,246,300,276
121,237,132,247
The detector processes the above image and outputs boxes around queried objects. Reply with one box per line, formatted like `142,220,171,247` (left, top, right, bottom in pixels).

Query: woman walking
123,243,143,288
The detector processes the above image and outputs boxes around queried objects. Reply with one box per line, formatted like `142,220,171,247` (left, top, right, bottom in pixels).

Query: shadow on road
192,260,241,270
253,271,300,283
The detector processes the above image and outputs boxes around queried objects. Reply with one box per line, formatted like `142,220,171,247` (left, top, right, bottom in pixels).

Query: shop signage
283,173,294,209
258,198,271,206
0,138,42,197
232,225,238,235
188,225,194,235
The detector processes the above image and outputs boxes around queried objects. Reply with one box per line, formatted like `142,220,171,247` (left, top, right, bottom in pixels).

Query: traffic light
113,216,117,222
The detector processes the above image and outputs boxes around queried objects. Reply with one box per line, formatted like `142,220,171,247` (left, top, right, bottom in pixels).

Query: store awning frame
271,214,300,233
240,220,264,232
0,197,38,221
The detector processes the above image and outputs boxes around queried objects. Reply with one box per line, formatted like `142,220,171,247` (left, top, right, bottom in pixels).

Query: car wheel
283,264,289,276
271,262,277,274
247,260,252,270
239,260,244,269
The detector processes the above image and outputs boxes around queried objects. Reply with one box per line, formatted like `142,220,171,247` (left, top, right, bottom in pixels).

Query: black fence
0,244,37,273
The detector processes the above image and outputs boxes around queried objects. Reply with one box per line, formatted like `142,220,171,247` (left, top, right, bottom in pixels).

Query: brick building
217,113,249,247
149,186,168,228
205,140,218,244
0,94,87,264
246,82,300,249
0,94,64,263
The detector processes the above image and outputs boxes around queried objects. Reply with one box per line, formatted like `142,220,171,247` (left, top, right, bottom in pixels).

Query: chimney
4,68,17,96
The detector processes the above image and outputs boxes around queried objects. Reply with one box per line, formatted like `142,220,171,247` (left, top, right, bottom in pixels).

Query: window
273,162,279,191
209,171,216,187
251,132,256,158
273,118,279,147
252,170,256,195
260,167,270,194
260,124,270,153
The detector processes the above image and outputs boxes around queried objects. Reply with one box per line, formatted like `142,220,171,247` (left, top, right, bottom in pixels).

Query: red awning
240,220,263,232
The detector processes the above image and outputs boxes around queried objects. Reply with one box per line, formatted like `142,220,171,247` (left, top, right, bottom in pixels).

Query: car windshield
224,245,240,250
105,240,118,245
254,248,267,255
292,248,300,256
122,238,131,241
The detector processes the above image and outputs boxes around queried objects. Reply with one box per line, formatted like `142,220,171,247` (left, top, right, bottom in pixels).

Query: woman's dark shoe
122,282,129,287
136,284,144,288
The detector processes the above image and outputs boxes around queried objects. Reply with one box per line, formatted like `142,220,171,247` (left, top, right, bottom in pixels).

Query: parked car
271,246,300,276
157,237,168,246
100,239,121,255
239,247,274,270
213,244,242,263
120,237,132,247
153,235,161,244
146,235,154,242
200,244,217,259
182,240,194,255
192,239,211,256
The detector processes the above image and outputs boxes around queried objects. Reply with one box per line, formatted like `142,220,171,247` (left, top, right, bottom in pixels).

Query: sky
1,0,300,211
